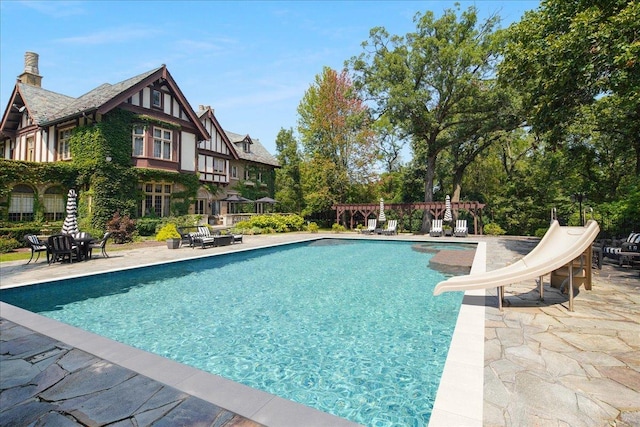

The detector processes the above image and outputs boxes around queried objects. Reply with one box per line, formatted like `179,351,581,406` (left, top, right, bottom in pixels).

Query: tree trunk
420,154,437,233
451,167,464,202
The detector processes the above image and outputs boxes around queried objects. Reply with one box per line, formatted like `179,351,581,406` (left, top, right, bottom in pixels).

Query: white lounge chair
362,219,377,234
384,219,398,235
454,219,468,237
430,219,443,237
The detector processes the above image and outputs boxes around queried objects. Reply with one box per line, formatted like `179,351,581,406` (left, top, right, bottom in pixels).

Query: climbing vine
135,168,200,215
0,159,78,220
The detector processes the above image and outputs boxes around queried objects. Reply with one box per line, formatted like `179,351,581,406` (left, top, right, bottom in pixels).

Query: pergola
332,201,486,235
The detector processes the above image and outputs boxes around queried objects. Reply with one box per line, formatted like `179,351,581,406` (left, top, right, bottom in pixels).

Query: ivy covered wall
2,108,200,228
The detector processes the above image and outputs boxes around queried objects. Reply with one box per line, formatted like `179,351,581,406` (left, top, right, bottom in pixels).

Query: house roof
196,107,239,159
225,130,279,167
54,67,162,122
1,65,209,141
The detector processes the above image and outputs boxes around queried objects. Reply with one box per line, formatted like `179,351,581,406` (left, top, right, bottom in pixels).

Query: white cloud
54,26,161,45
18,0,87,18
172,37,237,54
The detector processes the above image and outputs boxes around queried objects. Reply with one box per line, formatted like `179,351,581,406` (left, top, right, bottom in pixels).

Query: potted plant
443,224,453,236
156,223,181,249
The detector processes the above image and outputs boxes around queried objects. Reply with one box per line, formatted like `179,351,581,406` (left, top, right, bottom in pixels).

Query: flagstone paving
483,237,640,427
1,232,639,426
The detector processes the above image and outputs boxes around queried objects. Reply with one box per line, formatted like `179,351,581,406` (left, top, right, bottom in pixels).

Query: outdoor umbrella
443,195,453,224
255,197,278,204
61,189,79,235
255,196,278,213
223,194,254,203
378,198,386,223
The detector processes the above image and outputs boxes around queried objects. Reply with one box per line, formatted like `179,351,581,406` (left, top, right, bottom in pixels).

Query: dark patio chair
47,234,80,264
24,234,49,264
88,232,111,258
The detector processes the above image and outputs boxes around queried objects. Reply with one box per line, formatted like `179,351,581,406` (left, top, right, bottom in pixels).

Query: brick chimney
17,52,42,87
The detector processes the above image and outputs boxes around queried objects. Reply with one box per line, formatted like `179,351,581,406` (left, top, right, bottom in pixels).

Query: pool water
1,239,466,426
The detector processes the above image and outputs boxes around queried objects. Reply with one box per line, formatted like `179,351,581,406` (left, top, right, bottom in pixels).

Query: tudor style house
0,52,279,226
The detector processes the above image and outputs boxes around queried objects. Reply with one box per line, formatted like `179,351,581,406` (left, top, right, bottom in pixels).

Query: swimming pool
1,239,469,426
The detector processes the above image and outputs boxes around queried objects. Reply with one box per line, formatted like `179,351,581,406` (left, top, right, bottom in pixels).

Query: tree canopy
269,2,638,235
349,5,509,230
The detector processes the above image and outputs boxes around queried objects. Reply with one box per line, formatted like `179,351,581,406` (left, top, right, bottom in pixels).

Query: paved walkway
1,233,639,426
482,237,640,427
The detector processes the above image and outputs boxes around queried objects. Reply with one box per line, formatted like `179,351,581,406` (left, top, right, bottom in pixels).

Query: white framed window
194,199,206,215
58,128,72,160
132,125,145,156
138,182,172,217
27,136,35,161
243,141,251,153
244,168,250,180
153,127,172,160
198,156,226,182
152,89,162,108
214,158,225,173
44,186,65,221
8,184,34,221
231,165,238,178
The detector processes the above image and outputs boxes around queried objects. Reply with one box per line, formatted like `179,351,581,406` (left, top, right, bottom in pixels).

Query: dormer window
152,89,162,108
243,140,251,153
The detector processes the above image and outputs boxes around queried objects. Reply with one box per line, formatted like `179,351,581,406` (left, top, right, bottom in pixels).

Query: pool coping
0,235,486,426
428,241,486,426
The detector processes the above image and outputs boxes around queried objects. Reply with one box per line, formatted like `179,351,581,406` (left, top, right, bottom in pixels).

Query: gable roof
225,130,279,167
1,65,209,140
196,107,239,159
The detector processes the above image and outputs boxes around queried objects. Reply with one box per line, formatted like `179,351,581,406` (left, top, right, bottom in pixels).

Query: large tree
274,128,304,214
349,5,503,231
500,0,640,173
297,67,377,218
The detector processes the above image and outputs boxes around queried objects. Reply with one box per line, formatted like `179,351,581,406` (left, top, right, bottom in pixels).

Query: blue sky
1,1,538,155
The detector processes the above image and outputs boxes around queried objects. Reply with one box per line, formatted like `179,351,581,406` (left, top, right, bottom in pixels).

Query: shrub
234,214,305,233
155,223,181,241
0,225,43,246
136,217,163,236
106,212,136,244
332,223,346,233
534,228,548,238
484,223,506,236
307,222,319,233
0,235,21,253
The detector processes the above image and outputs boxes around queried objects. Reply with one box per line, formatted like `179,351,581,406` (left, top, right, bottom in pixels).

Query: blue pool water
1,239,467,426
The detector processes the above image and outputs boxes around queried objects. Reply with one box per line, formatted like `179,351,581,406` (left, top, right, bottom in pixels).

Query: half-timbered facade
0,52,279,225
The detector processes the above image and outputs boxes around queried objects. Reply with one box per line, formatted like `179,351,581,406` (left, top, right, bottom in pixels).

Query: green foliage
0,160,77,220
275,128,304,214
155,223,181,241
534,228,548,238
500,0,640,173
106,212,136,244
136,217,163,236
307,222,319,233
484,223,506,236
350,4,502,219
234,214,305,233
296,67,377,220
0,225,44,244
136,169,201,216
331,223,346,233
0,235,21,253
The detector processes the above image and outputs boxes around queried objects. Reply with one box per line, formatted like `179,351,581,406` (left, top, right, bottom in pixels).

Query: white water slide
434,220,600,311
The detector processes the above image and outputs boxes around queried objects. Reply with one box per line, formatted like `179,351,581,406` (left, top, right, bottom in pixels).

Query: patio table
73,237,94,261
